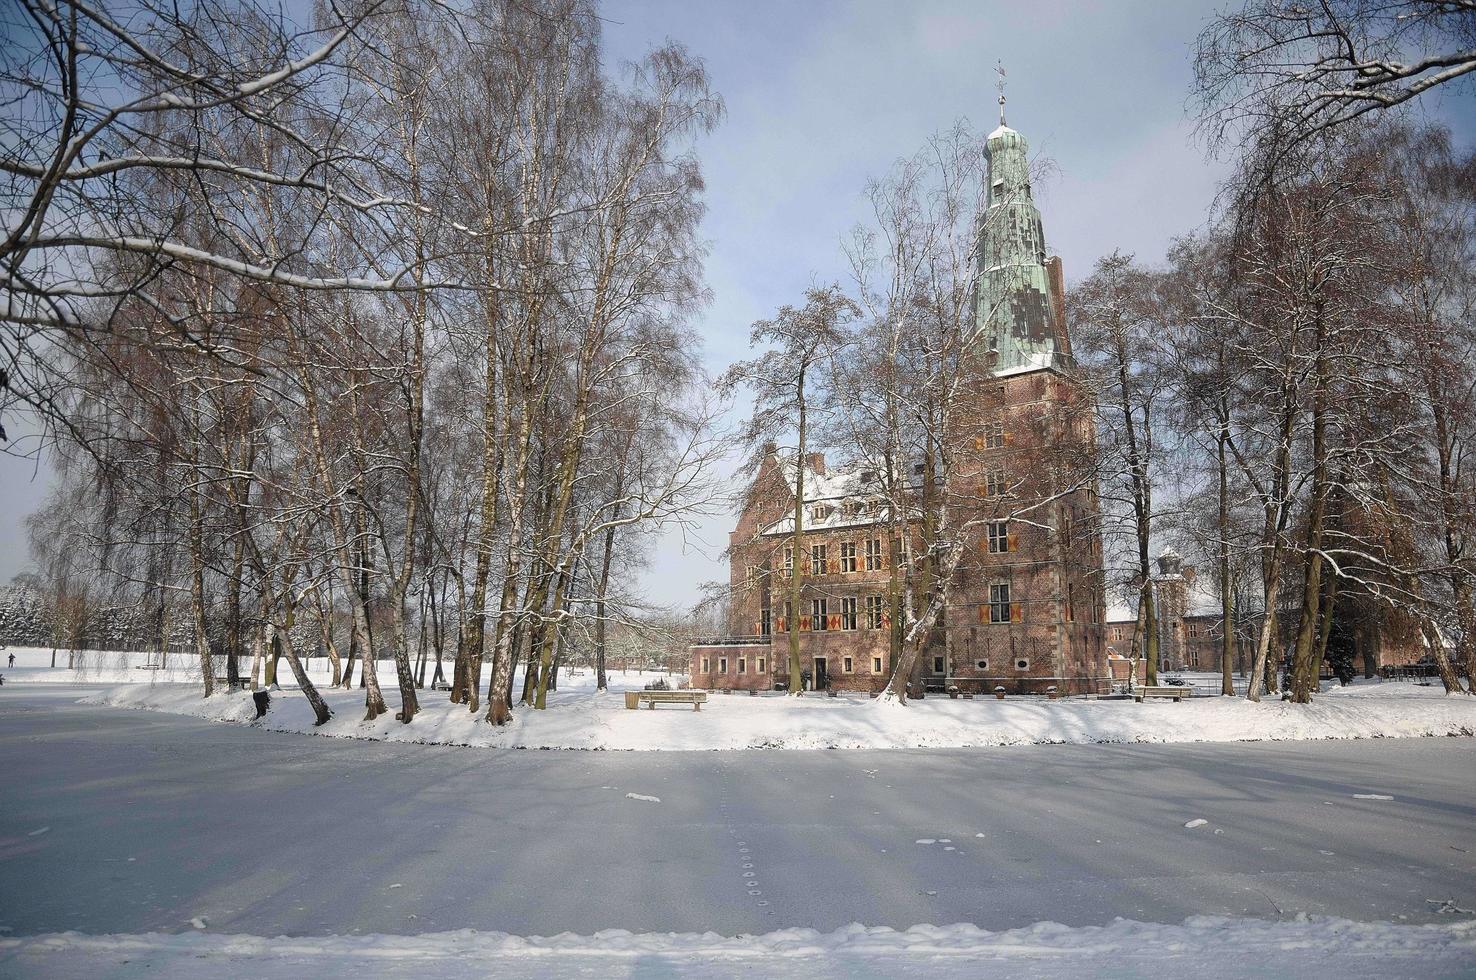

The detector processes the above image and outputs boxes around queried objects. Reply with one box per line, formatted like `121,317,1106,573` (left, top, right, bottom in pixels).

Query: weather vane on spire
995,61,1007,126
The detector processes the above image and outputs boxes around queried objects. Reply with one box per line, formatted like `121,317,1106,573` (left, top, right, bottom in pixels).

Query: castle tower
942,95,1109,695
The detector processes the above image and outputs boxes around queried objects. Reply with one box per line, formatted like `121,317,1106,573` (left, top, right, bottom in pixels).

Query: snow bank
78,670,1476,751
1,916,1472,979
0,646,201,685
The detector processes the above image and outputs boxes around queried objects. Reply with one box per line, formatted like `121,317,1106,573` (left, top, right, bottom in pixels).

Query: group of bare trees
4,0,727,724
1062,0,1476,702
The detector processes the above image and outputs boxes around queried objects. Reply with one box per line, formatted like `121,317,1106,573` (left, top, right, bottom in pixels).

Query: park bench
1134,685,1193,703
629,690,707,711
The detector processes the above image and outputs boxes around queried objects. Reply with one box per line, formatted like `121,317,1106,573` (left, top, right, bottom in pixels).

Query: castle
691,110,1112,695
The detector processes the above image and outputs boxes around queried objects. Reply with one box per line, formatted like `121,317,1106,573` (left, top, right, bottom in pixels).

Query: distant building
1105,547,1427,681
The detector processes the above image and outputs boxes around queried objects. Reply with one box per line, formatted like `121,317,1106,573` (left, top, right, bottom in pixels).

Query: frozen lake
1,686,1473,939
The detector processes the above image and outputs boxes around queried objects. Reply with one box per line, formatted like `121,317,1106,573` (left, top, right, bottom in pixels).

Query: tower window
989,582,1011,623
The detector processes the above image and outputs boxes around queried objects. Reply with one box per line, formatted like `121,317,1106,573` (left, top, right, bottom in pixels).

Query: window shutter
974,436,983,450
800,616,811,631
978,604,990,624
1010,602,1023,623
829,614,840,630
1003,430,1015,446
1007,531,1019,552
755,621,761,635
777,617,786,632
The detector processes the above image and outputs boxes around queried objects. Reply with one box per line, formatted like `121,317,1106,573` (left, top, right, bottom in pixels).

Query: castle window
757,657,766,673
719,657,729,673
840,596,858,630
811,597,828,631
1188,621,1200,638
984,420,1006,449
985,468,1006,497
702,657,710,673
840,541,857,572
872,655,884,673
976,659,989,670
811,504,830,521
810,543,827,576
866,594,885,629
738,657,746,674
988,582,1011,623
843,656,854,674
760,609,771,636
932,655,945,674
783,547,793,578
1067,582,1074,622
1015,658,1030,671
864,538,883,571
987,521,1010,554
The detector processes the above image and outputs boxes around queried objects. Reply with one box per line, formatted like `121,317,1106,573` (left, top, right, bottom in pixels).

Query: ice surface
3,690,1475,946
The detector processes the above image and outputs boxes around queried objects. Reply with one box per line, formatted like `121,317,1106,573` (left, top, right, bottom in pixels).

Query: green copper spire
973,98,1062,375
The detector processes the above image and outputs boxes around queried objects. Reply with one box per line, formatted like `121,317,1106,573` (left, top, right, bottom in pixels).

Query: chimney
1046,256,1072,357
806,452,826,475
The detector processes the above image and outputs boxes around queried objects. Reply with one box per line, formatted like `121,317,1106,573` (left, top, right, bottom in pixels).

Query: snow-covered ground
31,645,1471,750
3,916,1473,979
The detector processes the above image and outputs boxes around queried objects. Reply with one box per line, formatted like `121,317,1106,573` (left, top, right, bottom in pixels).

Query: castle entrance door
814,657,829,691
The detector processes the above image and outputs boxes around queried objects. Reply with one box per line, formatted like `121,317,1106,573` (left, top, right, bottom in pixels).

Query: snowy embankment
72,662,1476,751
2,916,1473,979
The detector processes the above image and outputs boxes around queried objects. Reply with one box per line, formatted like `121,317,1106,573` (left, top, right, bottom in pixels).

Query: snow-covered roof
987,123,1018,141
758,457,922,537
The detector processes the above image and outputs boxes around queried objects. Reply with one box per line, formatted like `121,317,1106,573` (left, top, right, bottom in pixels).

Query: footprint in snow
1353,794,1393,801
27,827,49,837
625,793,661,803
1184,819,1208,829
915,839,936,845
189,917,208,930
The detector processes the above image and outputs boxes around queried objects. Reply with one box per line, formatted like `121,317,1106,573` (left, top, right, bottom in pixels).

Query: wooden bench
1134,685,1193,702
632,690,707,711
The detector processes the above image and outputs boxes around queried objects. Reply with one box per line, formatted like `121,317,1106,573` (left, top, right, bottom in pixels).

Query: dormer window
811,504,831,521
860,470,877,483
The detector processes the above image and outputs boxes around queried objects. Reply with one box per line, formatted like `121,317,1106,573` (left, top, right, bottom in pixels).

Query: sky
2,1,1467,607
